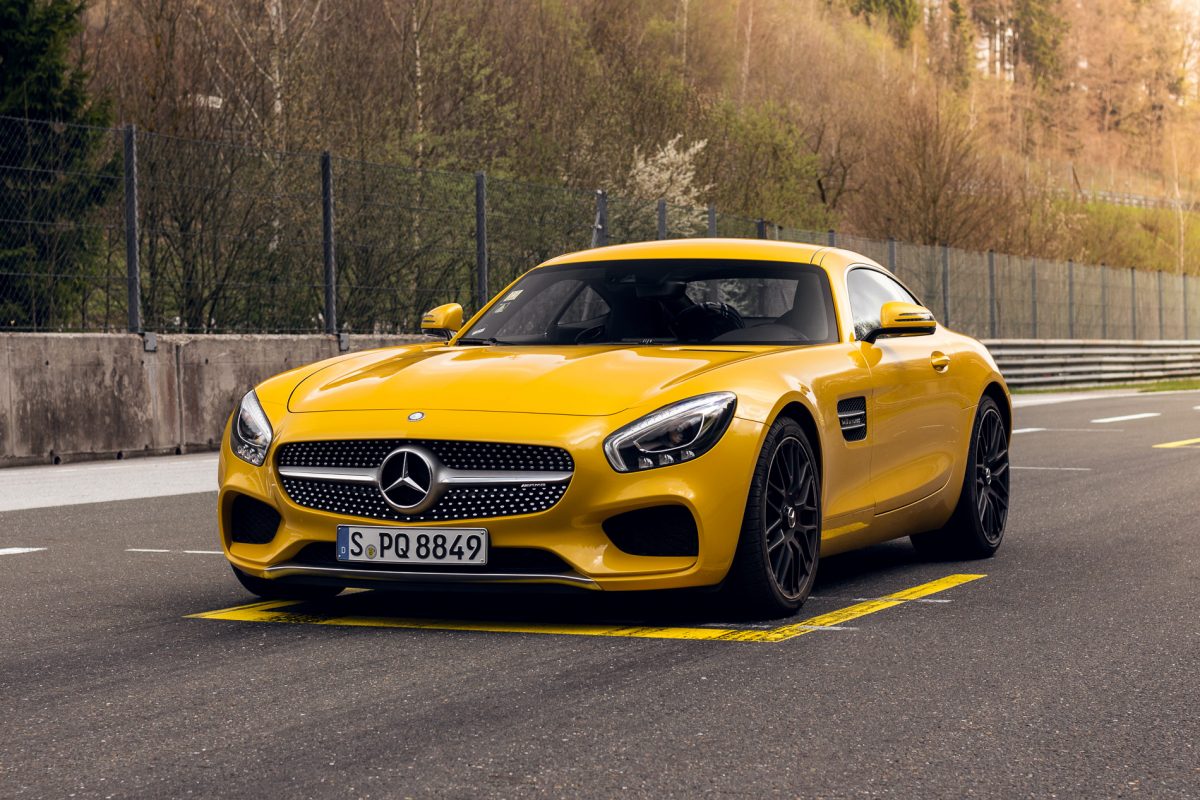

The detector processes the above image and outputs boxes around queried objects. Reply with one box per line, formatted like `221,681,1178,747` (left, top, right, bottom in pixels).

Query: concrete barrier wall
0,333,421,467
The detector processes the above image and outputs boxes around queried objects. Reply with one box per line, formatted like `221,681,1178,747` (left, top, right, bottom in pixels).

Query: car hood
287,344,771,416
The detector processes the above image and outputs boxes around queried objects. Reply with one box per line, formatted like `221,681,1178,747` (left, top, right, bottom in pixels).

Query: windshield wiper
455,337,517,346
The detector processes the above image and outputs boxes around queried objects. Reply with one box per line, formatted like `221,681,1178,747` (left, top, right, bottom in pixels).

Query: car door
846,267,964,514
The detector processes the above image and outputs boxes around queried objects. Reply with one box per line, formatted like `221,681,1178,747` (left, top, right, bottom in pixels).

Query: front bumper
218,408,764,592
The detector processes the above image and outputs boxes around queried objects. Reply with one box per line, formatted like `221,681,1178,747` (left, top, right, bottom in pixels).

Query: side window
846,269,918,341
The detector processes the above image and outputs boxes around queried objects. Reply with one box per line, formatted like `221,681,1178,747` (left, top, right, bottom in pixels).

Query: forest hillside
80,0,1200,273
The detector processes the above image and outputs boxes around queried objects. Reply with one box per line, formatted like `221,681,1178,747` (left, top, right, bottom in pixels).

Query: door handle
931,351,950,372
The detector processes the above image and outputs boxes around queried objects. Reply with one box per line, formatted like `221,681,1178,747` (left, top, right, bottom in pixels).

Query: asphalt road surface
2,390,1198,798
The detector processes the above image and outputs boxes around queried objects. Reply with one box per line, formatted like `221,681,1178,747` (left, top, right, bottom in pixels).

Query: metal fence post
592,190,608,248
706,205,717,237
656,199,667,240
1185,274,1191,340
1130,267,1137,339
1067,259,1075,339
988,250,997,338
827,229,836,247
122,124,142,333
1101,264,1108,339
1157,269,1164,339
474,172,488,309
1030,258,1038,338
756,219,766,239
941,244,950,327
320,151,337,334
887,237,897,274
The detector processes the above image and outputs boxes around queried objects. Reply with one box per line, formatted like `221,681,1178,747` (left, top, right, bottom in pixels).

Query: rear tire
231,565,343,601
723,418,821,618
911,396,1009,560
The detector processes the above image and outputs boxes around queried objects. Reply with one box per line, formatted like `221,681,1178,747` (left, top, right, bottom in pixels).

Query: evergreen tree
0,0,115,329
849,0,921,48
947,0,975,90
1013,0,1067,89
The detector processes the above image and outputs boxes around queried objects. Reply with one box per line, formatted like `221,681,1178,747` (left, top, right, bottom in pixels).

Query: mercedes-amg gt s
219,239,1010,616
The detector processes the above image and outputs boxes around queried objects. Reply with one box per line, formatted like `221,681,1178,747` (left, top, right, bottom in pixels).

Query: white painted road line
0,547,47,556
810,595,951,604
1091,412,1161,424
126,548,222,555
696,621,858,631
1013,466,1093,472
1013,428,1046,434
0,454,218,513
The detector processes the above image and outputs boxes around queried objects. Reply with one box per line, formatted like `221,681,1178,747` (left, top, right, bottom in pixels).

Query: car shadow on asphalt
272,539,938,628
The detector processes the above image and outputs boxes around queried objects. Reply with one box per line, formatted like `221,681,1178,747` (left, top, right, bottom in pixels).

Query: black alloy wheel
974,404,1010,544
725,418,821,617
911,395,1009,559
764,436,820,598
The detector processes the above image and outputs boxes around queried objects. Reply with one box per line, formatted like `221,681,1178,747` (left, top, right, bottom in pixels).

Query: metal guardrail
984,339,1200,389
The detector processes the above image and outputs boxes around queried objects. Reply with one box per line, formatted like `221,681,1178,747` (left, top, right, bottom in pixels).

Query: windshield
458,259,838,346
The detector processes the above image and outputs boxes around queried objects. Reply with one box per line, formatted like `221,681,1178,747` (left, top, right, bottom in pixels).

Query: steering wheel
574,324,607,344
672,302,745,342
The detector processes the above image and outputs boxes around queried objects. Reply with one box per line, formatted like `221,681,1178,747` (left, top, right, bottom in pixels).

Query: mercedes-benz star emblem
378,447,436,512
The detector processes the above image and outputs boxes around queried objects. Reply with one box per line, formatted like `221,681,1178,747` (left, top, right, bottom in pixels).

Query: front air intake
603,506,699,557
229,493,282,545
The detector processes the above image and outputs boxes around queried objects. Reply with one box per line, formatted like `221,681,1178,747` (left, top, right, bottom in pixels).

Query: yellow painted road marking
187,573,986,643
750,573,985,643
1153,437,1200,449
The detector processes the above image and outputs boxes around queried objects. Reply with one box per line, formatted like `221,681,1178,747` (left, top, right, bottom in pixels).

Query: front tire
231,565,343,601
724,418,821,617
911,396,1009,559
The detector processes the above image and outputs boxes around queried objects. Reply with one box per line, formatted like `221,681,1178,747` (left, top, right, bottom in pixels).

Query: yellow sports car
219,239,1010,616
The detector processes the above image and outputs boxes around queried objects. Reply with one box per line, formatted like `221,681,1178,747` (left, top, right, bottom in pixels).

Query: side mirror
421,303,463,340
861,301,937,344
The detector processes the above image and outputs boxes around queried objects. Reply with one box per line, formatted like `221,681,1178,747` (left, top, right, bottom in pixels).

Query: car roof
537,238,885,276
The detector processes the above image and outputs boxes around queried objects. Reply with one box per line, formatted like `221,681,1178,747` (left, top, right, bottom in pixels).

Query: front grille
278,440,573,472
280,478,569,522
276,439,573,522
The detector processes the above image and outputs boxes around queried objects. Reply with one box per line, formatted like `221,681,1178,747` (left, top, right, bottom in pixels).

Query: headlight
231,390,273,466
604,392,737,472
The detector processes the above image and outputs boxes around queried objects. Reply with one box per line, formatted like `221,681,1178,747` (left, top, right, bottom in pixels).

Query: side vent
837,397,868,442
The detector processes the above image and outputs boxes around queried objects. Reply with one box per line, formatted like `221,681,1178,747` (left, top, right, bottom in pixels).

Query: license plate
336,525,488,565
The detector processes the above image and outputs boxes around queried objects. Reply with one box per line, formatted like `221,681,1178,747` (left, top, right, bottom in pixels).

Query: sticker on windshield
502,289,523,301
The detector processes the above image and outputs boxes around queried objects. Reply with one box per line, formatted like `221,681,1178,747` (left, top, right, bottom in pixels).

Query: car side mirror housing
421,303,463,340
861,301,937,344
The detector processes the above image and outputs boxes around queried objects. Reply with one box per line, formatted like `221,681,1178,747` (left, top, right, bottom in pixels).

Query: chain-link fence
0,117,126,331
3,114,1198,338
